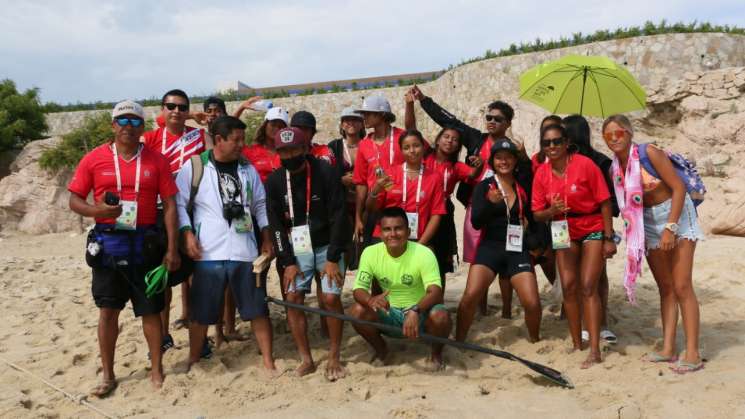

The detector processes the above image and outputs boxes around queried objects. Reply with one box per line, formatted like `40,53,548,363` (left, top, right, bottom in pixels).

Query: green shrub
0,79,48,152
241,112,266,145
38,112,153,172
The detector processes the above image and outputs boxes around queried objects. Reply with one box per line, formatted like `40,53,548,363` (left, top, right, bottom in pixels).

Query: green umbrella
519,55,646,117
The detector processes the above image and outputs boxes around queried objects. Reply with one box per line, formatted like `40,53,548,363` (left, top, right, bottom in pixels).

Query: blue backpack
638,143,706,207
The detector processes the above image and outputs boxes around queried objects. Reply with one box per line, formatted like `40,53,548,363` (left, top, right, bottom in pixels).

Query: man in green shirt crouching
350,206,452,368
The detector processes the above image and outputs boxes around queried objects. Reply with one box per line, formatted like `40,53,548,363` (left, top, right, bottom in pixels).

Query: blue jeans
644,194,704,250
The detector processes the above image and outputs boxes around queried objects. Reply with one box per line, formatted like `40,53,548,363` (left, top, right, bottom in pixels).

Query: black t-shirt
213,159,242,223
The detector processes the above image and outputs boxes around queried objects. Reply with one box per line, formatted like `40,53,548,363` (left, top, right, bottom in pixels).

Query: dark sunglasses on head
114,117,144,128
164,102,189,112
540,137,566,148
485,115,507,123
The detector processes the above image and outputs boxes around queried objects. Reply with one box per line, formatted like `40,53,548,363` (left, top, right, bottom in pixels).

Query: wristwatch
405,304,420,314
602,234,615,242
663,223,679,234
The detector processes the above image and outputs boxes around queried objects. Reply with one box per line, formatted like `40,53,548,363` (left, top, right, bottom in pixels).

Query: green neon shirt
353,241,441,309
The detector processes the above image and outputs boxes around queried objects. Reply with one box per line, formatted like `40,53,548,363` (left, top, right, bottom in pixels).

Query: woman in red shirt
424,127,479,289
367,130,446,247
240,107,289,183
532,124,616,369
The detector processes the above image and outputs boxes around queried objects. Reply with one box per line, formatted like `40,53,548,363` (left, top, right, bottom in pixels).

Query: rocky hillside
1,33,744,235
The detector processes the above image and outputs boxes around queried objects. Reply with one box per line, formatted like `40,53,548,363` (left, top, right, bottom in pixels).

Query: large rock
710,194,745,237
0,138,86,234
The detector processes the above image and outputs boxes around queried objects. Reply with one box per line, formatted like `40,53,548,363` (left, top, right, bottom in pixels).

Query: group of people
68,86,705,397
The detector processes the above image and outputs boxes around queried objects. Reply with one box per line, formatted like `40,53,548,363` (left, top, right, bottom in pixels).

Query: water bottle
252,100,273,111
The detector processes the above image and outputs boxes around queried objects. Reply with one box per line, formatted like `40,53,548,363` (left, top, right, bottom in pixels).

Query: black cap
489,139,518,156
290,111,316,129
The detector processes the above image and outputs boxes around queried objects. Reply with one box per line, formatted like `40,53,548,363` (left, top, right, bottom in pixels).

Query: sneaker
200,340,213,359
581,330,589,342
600,329,618,344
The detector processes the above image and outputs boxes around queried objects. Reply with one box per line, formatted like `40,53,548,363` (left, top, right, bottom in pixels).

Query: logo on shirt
401,274,414,286
101,171,115,176
379,277,391,288
143,169,151,178
570,184,577,193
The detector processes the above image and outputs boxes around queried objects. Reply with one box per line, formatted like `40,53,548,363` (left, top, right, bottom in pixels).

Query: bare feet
427,355,446,371
580,352,602,369
295,360,317,377
150,369,164,389
369,345,390,366
261,365,282,379
325,359,348,382
90,379,117,398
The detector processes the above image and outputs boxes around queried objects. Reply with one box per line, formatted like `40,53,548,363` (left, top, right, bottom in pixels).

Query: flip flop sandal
90,380,117,398
148,334,175,360
600,329,618,344
201,340,213,360
670,360,704,374
641,352,678,363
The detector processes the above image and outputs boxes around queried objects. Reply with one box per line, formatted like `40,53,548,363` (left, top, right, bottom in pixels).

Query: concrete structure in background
227,71,444,96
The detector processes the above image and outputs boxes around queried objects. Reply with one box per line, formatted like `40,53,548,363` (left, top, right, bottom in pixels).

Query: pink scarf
611,143,645,304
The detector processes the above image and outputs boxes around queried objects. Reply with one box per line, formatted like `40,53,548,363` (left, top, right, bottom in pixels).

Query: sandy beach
1,209,744,419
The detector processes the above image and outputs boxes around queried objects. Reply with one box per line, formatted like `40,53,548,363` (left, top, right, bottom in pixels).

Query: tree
0,79,48,151
39,112,122,172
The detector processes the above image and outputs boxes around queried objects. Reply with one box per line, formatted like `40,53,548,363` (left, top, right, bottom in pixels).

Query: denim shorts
292,245,346,295
376,304,448,338
191,260,268,324
643,194,704,250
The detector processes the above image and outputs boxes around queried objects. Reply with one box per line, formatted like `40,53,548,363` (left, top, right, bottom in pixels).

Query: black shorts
432,199,457,275
473,241,533,278
190,261,269,325
92,265,165,317
156,207,191,287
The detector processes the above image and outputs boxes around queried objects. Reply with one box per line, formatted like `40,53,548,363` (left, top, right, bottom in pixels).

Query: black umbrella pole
265,297,573,388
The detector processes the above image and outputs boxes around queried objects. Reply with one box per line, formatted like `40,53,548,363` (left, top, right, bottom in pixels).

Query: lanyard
549,155,570,219
162,127,186,168
112,143,142,196
493,175,523,222
342,140,354,169
402,163,423,211
374,128,395,167
286,164,311,226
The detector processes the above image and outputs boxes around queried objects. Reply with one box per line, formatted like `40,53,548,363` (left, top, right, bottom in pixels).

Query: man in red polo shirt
68,100,180,396
141,89,207,348
352,95,406,244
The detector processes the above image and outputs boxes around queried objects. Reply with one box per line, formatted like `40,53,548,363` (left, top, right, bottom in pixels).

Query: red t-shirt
241,144,281,183
68,143,178,226
141,126,206,175
373,163,446,238
352,126,406,188
424,154,475,198
531,153,610,240
531,152,546,174
311,143,336,166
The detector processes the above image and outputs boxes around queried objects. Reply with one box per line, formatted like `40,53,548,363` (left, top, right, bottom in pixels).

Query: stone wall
45,32,745,148
5,32,745,234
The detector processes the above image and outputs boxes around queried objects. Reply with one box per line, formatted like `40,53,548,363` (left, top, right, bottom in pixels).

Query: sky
1,0,743,104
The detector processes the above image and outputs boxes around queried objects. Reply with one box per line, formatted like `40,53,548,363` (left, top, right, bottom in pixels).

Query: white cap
355,95,392,114
112,100,144,119
340,107,364,120
265,107,289,124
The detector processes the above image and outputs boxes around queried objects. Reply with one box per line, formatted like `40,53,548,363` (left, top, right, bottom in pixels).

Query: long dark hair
537,115,562,162
428,126,463,163
540,123,574,155
562,114,592,157
253,119,287,146
397,129,426,148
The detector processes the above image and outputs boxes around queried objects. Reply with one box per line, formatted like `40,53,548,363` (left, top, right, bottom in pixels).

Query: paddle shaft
265,297,572,388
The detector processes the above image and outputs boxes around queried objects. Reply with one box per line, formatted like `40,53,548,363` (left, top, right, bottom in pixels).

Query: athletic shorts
190,260,268,324
290,245,346,296
473,240,533,278
377,304,448,338
92,265,165,317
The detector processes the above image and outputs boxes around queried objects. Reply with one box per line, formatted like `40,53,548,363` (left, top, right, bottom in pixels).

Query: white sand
1,221,744,418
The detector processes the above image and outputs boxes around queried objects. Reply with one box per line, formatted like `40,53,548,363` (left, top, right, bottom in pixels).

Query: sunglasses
603,129,628,141
485,115,507,123
164,102,189,112
540,137,566,148
114,117,144,128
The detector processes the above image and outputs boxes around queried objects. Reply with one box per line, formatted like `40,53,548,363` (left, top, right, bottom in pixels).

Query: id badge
290,224,313,256
506,224,523,252
482,168,494,180
406,212,419,240
234,213,253,233
551,220,571,250
115,200,137,230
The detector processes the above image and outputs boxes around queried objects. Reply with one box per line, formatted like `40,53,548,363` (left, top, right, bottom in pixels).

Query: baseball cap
112,100,144,119
340,107,364,120
356,95,392,114
290,110,316,129
490,139,518,155
265,107,290,124
274,127,309,150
